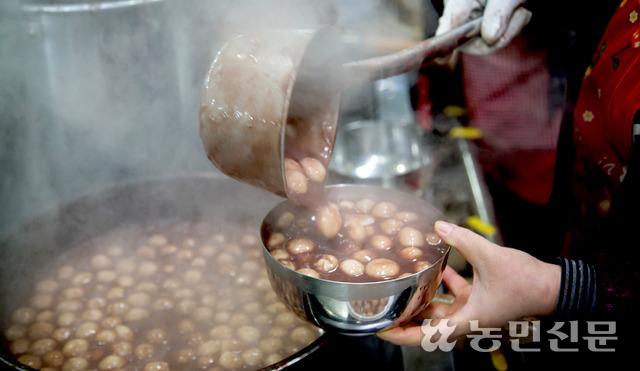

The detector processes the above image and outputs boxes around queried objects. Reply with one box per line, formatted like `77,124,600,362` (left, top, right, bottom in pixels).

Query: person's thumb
481,0,527,44
434,221,495,269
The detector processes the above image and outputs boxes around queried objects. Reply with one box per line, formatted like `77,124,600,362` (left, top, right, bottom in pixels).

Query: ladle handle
340,17,483,89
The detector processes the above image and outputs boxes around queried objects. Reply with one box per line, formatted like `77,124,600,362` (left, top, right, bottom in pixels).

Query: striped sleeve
552,257,598,320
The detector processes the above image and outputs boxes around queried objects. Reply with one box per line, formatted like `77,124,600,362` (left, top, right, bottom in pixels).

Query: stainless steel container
261,184,450,336
329,119,436,196
1,0,220,235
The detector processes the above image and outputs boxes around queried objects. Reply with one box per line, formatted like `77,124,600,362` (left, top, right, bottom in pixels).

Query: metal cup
260,184,450,335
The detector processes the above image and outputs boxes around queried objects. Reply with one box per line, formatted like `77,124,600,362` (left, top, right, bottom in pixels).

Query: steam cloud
0,0,436,235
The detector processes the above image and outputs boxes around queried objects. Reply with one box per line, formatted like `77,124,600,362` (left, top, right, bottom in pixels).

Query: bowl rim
260,183,451,287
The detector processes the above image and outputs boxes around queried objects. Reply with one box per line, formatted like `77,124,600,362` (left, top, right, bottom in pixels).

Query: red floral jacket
554,0,640,323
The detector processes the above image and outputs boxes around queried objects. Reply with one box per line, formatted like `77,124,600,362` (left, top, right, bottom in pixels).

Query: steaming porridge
3,222,322,370
262,194,449,283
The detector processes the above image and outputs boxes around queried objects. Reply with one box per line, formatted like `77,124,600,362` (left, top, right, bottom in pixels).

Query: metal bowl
328,119,436,195
260,184,450,335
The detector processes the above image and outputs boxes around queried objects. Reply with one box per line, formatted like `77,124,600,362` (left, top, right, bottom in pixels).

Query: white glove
435,0,531,59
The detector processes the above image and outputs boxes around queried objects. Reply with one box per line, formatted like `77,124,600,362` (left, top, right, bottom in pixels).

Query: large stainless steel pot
2,0,218,236
0,173,328,370
0,174,410,370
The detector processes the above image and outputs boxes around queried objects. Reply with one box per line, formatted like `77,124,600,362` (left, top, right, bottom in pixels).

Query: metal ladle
199,16,487,199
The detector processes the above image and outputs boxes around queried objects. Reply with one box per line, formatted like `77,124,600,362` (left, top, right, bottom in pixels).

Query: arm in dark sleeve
553,257,597,320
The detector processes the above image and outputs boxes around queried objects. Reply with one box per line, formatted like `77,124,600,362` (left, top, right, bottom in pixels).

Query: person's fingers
419,300,475,340
420,267,471,320
495,7,531,46
441,265,469,297
433,0,532,59
465,7,531,54
420,300,452,319
446,311,474,340
481,0,526,44
435,0,480,36
377,324,424,346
